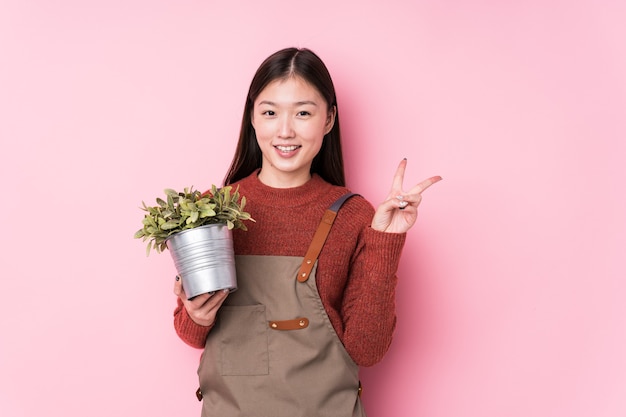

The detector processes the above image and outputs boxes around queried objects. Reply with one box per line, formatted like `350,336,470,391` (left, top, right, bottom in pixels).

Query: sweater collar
239,169,333,208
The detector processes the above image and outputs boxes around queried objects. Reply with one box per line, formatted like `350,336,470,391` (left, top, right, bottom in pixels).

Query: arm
340,227,405,366
341,159,441,365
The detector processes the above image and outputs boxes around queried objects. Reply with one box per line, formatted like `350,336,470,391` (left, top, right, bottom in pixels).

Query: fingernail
222,289,229,293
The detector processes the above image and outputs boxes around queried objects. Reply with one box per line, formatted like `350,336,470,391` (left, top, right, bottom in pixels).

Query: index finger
408,175,443,195
391,158,408,191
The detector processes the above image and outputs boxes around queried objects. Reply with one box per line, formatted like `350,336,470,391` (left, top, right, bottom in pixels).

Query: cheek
250,114,268,138
252,120,268,139
315,123,330,141
256,127,273,143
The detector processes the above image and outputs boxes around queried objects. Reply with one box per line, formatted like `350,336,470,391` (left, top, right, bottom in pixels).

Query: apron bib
197,194,365,417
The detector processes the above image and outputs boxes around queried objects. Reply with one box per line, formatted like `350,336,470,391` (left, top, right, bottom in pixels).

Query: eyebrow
257,100,318,106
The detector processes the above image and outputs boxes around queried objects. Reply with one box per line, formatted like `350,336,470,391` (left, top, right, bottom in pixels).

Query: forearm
341,227,405,366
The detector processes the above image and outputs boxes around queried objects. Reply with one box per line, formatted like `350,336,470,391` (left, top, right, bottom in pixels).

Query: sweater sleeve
340,226,406,367
173,297,213,349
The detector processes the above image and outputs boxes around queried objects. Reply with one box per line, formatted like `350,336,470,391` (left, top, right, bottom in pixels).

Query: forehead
255,76,325,105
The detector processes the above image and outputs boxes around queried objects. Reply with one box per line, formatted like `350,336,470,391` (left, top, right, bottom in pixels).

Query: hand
371,158,442,234
174,276,229,327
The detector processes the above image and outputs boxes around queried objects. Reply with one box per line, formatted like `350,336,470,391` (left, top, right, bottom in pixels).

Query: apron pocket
219,305,269,376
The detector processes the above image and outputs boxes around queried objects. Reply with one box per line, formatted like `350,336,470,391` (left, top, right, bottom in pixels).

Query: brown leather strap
297,193,357,283
268,317,310,330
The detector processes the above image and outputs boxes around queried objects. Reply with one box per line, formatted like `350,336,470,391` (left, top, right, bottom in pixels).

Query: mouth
274,145,301,154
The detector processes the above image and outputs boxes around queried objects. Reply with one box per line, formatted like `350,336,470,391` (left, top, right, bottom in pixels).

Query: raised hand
371,158,441,234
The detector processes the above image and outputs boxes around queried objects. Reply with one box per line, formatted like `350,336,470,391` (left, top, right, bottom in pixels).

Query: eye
261,110,275,116
297,111,311,117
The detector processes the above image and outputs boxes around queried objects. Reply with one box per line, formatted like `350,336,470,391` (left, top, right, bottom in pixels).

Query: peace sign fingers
371,159,441,234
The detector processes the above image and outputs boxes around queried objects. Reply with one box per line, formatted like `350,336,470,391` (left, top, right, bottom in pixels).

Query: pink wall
1,1,625,416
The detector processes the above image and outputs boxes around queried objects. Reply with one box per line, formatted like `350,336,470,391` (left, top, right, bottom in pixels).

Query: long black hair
223,47,345,186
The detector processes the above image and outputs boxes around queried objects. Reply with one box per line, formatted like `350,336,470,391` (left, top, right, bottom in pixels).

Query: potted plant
134,185,254,299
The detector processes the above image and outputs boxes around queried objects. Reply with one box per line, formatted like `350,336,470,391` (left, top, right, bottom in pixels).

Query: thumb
173,275,186,298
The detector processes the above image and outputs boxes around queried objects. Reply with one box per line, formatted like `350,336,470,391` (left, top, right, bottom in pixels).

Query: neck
257,168,312,189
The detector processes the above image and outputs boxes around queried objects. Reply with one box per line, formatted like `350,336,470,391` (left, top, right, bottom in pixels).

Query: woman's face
251,76,335,188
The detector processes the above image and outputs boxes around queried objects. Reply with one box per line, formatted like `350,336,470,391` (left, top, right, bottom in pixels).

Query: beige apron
197,194,366,417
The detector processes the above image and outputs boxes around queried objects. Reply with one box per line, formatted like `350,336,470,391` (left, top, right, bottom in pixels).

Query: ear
324,105,336,135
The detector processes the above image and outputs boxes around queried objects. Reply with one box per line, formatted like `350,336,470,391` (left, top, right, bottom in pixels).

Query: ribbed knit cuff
363,227,407,275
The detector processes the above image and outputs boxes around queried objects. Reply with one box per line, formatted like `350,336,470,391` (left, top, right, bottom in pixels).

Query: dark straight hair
223,47,345,186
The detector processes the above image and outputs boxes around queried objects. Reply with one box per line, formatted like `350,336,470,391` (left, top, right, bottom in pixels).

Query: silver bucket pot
166,224,237,300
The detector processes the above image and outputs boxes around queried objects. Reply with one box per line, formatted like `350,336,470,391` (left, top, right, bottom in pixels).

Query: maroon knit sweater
173,171,406,366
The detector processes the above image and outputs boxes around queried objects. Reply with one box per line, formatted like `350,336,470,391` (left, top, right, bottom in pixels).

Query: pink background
1,1,625,416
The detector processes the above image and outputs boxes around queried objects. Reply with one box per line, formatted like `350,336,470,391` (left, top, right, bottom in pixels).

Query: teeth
276,145,299,152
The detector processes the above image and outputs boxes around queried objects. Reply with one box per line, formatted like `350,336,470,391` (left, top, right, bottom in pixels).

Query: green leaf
161,220,180,230
199,207,216,218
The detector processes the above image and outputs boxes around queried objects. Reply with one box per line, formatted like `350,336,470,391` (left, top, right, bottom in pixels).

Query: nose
277,116,295,138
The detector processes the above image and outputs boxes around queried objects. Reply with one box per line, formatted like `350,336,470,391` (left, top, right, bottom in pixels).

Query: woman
173,47,441,416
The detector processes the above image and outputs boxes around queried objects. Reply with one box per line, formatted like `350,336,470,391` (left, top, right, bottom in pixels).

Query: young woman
173,47,441,417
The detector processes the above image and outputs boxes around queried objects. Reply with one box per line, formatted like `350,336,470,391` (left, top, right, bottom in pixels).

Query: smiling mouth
275,145,301,153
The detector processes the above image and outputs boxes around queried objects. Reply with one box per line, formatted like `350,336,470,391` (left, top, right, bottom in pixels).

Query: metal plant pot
166,224,237,300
